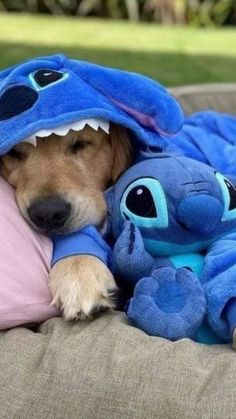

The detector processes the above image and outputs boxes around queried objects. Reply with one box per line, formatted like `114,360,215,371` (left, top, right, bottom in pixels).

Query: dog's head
1,122,132,235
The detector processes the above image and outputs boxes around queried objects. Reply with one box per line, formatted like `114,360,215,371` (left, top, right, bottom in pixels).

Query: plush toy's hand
113,221,154,285
127,266,206,340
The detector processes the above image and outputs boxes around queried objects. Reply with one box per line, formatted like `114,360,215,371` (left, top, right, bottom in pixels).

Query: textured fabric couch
1,83,236,419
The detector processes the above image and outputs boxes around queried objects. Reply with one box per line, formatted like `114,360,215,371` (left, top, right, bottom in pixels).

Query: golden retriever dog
0,121,132,320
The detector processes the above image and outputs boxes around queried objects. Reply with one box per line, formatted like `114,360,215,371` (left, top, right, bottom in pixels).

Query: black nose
28,197,71,231
0,85,38,120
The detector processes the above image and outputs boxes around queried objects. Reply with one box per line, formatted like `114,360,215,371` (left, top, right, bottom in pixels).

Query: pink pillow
0,176,59,329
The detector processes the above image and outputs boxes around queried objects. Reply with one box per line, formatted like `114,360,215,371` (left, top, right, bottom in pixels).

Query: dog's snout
28,197,71,231
0,85,38,120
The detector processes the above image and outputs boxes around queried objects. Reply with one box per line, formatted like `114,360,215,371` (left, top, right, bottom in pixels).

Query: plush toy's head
107,153,236,256
0,54,183,155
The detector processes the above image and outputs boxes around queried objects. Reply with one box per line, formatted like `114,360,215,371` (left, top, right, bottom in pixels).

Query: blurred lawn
1,13,236,86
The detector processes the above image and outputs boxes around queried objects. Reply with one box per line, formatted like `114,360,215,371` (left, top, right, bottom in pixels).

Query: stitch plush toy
53,152,236,344
109,152,236,344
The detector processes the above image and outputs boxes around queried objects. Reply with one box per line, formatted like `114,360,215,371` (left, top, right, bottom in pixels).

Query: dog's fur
0,123,132,319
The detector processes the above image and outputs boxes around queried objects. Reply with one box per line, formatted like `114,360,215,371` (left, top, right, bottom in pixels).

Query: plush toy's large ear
67,60,184,136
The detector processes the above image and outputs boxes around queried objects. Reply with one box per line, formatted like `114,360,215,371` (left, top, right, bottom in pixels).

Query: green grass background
1,13,236,86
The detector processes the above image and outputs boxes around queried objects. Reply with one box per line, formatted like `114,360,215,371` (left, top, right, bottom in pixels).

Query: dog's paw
49,255,117,321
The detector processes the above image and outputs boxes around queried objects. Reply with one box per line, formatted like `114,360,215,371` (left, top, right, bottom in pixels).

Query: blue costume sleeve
51,225,113,271
201,232,236,342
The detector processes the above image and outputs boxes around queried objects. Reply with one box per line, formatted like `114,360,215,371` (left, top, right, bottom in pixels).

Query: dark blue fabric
0,86,38,120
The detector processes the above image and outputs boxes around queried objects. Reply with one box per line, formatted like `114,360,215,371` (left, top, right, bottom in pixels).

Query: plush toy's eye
126,185,157,218
29,69,68,90
120,177,168,229
215,172,236,220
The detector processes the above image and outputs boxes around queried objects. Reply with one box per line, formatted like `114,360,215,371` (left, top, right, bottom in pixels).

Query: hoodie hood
0,54,184,155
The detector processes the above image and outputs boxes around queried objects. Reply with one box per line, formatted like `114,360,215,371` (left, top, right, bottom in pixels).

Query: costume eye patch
120,177,168,229
29,69,68,90
215,172,236,220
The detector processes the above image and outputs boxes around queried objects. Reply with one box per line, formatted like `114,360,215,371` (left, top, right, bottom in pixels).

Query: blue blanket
173,111,236,180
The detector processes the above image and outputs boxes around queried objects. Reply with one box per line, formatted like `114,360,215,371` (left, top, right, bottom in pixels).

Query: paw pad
154,282,187,313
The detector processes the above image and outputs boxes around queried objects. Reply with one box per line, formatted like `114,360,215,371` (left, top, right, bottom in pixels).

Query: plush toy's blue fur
53,153,236,344
0,54,183,155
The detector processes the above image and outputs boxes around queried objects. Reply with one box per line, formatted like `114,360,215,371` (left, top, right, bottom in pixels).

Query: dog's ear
68,60,184,136
109,124,133,183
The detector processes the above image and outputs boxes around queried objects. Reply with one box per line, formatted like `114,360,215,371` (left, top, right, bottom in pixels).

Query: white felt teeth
23,136,37,147
22,118,110,147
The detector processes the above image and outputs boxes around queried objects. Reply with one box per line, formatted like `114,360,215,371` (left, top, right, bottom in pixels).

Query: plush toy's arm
52,225,113,270
201,232,236,342
113,221,176,284
113,221,156,285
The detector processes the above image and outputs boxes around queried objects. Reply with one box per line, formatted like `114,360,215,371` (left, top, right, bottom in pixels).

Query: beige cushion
170,83,236,115
0,313,235,419
1,84,236,419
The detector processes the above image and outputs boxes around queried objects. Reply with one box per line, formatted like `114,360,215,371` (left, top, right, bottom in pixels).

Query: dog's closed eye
7,148,26,161
70,139,92,154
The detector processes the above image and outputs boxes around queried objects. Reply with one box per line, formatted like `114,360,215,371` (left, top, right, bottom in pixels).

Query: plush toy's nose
176,194,224,236
0,85,38,120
